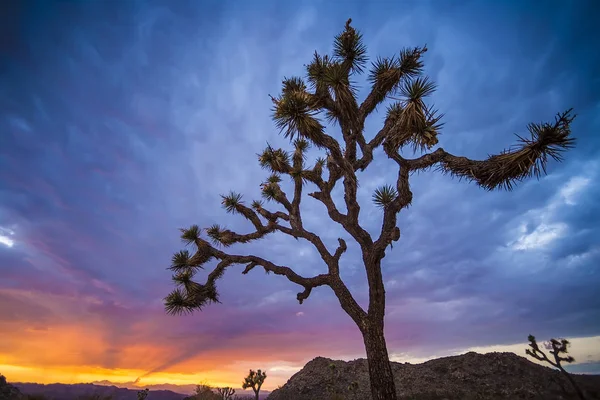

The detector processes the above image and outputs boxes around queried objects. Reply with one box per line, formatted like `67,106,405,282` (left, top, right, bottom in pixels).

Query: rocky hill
266,352,600,400
1,375,24,400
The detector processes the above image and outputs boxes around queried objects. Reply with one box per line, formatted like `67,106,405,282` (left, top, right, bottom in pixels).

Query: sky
1,0,599,392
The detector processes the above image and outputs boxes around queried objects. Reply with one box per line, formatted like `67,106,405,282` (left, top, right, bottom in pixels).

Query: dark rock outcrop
0,375,24,400
267,352,600,400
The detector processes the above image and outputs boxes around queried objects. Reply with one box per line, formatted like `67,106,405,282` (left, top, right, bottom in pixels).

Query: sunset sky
1,0,599,393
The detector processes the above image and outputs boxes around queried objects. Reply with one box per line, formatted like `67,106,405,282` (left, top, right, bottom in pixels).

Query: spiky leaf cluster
164,278,220,315
333,18,368,74
384,76,443,152
258,145,291,173
205,224,237,247
366,46,427,111
372,185,398,209
251,200,263,210
306,52,333,94
272,90,325,143
221,192,244,214
260,175,284,202
179,225,201,245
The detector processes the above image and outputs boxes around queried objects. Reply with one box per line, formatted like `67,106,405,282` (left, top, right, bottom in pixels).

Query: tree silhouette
163,18,576,400
216,387,235,400
191,383,219,400
137,388,149,400
526,335,586,399
241,370,266,400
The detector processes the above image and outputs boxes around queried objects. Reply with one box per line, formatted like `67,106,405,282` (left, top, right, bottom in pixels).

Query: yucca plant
241,369,266,400
217,387,236,400
163,19,576,400
526,335,586,399
136,389,149,400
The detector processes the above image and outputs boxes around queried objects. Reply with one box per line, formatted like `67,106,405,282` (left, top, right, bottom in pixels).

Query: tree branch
406,109,576,190
165,235,332,314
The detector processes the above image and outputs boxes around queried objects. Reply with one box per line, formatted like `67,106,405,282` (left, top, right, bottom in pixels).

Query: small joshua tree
241,369,266,400
137,389,149,400
526,334,585,400
217,387,236,400
163,18,576,400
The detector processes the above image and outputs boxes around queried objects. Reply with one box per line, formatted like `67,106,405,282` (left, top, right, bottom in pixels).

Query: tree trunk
560,368,586,400
362,320,398,400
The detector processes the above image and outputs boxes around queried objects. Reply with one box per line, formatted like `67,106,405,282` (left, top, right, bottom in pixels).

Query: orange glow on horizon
0,361,288,391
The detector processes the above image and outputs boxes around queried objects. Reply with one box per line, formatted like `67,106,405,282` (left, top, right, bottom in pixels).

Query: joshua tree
526,335,586,400
241,369,266,400
163,18,576,400
137,388,149,400
217,387,236,400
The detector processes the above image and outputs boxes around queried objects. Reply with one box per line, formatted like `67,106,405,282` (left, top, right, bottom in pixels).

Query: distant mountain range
89,381,269,399
9,381,270,400
11,383,186,400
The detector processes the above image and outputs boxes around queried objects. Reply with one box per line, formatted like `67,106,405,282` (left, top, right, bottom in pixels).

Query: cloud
1,0,599,390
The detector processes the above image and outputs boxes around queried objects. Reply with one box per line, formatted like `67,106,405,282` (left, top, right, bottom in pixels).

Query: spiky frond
251,200,263,210
314,157,326,176
399,76,437,104
261,182,279,201
282,76,307,96
258,145,291,172
172,268,196,286
398,46,427,77
164,282,220,316
179,225,201,245
164,288,194,315
306,52,333,93
364,46,427,111
384,79,443,153
266,174,282,184
373,185,398,209
206,224,224,246
321,61,350,89
169,250,191,271
440,109,576,191
221,191,244,214
400,103,443,152
294,138,309,153
333,18,368,74
367,56,401,87
386,102,403,121
272,90,324,142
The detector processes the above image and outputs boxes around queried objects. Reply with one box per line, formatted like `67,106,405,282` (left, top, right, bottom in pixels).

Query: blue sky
1,0,599,389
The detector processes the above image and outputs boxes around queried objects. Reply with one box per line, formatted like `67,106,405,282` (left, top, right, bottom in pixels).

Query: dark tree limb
166,235,332,312
405,109,576,190
526,335,585,400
